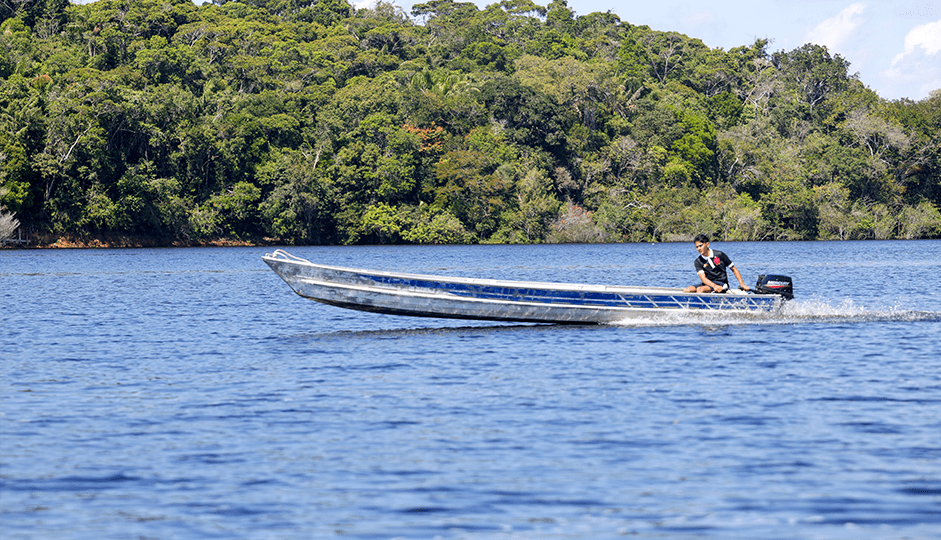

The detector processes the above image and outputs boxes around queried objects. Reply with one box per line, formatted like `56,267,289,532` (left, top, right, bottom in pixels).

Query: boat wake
610,298,941,327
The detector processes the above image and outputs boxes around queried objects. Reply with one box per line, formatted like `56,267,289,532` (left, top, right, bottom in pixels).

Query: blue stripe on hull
359,274,776,311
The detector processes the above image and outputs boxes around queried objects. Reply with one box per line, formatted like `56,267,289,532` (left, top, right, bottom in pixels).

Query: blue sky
71,0,941,101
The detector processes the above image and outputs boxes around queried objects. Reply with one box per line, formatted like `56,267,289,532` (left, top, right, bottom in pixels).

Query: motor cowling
755,275,793,300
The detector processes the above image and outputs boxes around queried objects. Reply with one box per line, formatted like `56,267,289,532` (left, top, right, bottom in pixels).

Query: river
2,240,940,539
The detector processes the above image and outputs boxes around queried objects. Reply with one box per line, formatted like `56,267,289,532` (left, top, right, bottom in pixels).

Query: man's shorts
692,282,729,292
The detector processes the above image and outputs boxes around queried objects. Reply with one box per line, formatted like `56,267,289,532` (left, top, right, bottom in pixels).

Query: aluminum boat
262,250,791,324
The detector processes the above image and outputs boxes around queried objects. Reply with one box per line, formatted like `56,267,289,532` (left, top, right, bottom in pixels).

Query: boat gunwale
262,252,768,299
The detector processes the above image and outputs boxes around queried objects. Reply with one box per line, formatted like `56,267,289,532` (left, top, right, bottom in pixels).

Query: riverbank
2,233,283,249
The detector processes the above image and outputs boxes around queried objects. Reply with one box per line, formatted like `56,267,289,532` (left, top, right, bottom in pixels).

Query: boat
262,250,793,324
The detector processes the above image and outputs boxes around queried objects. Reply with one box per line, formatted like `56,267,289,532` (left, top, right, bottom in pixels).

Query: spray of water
610,298,941,327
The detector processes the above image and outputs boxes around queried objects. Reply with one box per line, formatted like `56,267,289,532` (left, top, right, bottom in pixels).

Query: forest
2,0,940,246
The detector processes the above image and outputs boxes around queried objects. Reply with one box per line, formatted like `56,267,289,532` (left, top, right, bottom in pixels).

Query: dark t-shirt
694,250,733,285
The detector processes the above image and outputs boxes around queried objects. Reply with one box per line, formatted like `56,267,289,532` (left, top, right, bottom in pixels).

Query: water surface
2,241,940,539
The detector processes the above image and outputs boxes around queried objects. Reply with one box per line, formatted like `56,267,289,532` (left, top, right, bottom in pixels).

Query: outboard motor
755,275,793,300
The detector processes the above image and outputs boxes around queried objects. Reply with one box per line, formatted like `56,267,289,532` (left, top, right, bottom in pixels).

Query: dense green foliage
2,0,940,244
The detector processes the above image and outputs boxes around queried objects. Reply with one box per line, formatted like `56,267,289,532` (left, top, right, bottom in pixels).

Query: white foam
609,299,941,327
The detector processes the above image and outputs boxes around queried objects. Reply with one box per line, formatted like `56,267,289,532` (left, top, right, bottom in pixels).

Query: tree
771,44,852,121
514,54,620,133
258,147,335,244
432,129,515,240
899,200,941,239
668,107,717,187
481,76,572,159
639,31,688,85
494,166,561,243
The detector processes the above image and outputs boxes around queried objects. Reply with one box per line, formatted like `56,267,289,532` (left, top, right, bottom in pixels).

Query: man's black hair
694,233,710,244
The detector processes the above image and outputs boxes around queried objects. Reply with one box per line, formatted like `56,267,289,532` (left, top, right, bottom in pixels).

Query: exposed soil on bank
3,233,284,249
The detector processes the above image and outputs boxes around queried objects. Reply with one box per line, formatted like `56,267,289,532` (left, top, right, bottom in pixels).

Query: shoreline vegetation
1,233,277,249
2,0,940,248
3,233,936,250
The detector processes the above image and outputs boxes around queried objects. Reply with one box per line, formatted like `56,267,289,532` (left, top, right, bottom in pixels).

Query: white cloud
882,19,941,100
892,18,941,65
804,3,867,52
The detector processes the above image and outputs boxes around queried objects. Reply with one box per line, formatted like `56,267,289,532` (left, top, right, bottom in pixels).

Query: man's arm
731,265,750,291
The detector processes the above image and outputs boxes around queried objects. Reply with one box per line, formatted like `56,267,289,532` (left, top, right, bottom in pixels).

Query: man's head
693,234,710,257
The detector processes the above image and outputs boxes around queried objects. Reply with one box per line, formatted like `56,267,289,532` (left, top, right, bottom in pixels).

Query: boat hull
262,251,784,324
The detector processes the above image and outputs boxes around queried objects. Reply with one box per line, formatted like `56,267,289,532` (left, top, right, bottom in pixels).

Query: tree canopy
2,0,939,245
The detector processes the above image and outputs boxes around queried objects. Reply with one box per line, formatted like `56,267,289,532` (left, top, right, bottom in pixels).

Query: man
683,234,751,294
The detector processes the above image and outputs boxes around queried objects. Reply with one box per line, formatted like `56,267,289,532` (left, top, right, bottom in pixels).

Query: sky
384,0,941,101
